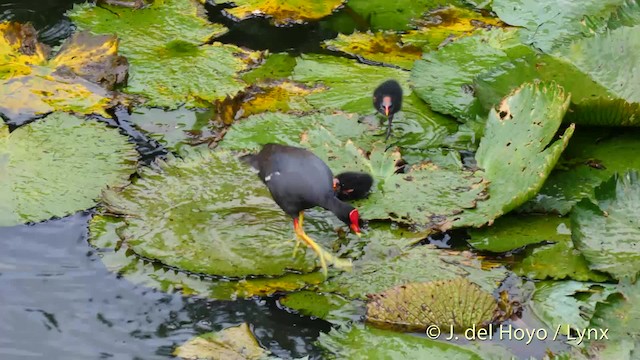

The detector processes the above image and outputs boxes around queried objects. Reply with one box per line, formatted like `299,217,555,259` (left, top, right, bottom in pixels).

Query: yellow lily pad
323,31,422,70
402,6,506,51
0,22,127,125
174,323,268,360
224,0,346,26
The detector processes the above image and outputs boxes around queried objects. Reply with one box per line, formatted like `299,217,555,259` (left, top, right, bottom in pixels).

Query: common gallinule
333,171,374,201
240,143,362,276
373,79,403,140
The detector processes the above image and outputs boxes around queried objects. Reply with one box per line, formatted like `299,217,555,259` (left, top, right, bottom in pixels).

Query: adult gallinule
373,79,403,140
240,143,362,276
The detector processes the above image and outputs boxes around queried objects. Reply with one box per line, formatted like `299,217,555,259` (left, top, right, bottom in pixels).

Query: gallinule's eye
373,79,403,141
240,143,371,277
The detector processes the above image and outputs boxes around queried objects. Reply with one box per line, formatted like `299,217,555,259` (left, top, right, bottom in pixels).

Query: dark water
1,1,569,359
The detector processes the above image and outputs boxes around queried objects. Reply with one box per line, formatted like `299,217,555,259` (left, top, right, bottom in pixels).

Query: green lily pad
291,54,459,149
100,149,361,277
174,323,268,360
279,291,360,324
401,6,506,52
474,27,640,127
316,226,507,300
512,239,610,282
302,127,488,228
89,215,326,299
241,53,297,84
588,281,640,357
520,128,640,215
323,31,423,70
0,22,127,125
318,325,483,359
411,28,534,121
530,281,618,337
324,0,468,32
556,25,640,104
223,0,346,26
451,82,574,228
220,112,368,152
69,0,262,109
366,278,498,332
129,107,215,153
468,214,570,253
0,113,137,227
492,0,635,52
571,171,640,281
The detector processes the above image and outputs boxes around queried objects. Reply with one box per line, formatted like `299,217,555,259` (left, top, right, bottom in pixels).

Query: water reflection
0,212,328,359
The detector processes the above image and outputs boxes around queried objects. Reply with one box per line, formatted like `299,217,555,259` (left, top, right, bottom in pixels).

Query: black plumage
373,79,403,140
240,143,361,276
334,171,374,201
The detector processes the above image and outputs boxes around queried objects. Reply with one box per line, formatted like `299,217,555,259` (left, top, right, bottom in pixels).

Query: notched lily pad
0,113,137,227
451,82,574,228
174,323,268,360
323,31,422,70
69,0,262,109
365,278,498,332
101,149,355,277
0,22,127,125
571,171,640,281
223,0,345,26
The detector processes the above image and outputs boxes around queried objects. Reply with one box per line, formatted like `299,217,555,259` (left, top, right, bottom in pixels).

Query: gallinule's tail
241,143,364,277
373,79,403,141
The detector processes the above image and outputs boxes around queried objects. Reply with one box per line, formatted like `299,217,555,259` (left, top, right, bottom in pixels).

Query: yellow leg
293,217,352,278
292,212,305,257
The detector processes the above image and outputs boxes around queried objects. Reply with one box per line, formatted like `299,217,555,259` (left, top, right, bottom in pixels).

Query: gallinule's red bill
241,143,363,276
373,79,403,140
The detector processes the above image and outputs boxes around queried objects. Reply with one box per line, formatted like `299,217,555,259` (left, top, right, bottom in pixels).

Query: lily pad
220,112,368,152
325,0,468,31
474,27,640,126
556,25,640,104
401,6,506,51
520,128,640,215
89,215,326,299
241,53,297,84
366,278,498,332
279,291,360,324
316,227,507,300
303,127,488,228
588,281,640,357
492,0,636,52
323,31,423,70
291,54,459,149
318,325,483,359
223,0,346,26
411,28,533,121
571,171,640,281
512,240,610,282
467,214,570,253
0,22,127,125
69,0,262,109
0,113,137,227
174,323,268,360
129,107,215,153
530,281,618,336
451,82,574,228
100,149,359,277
